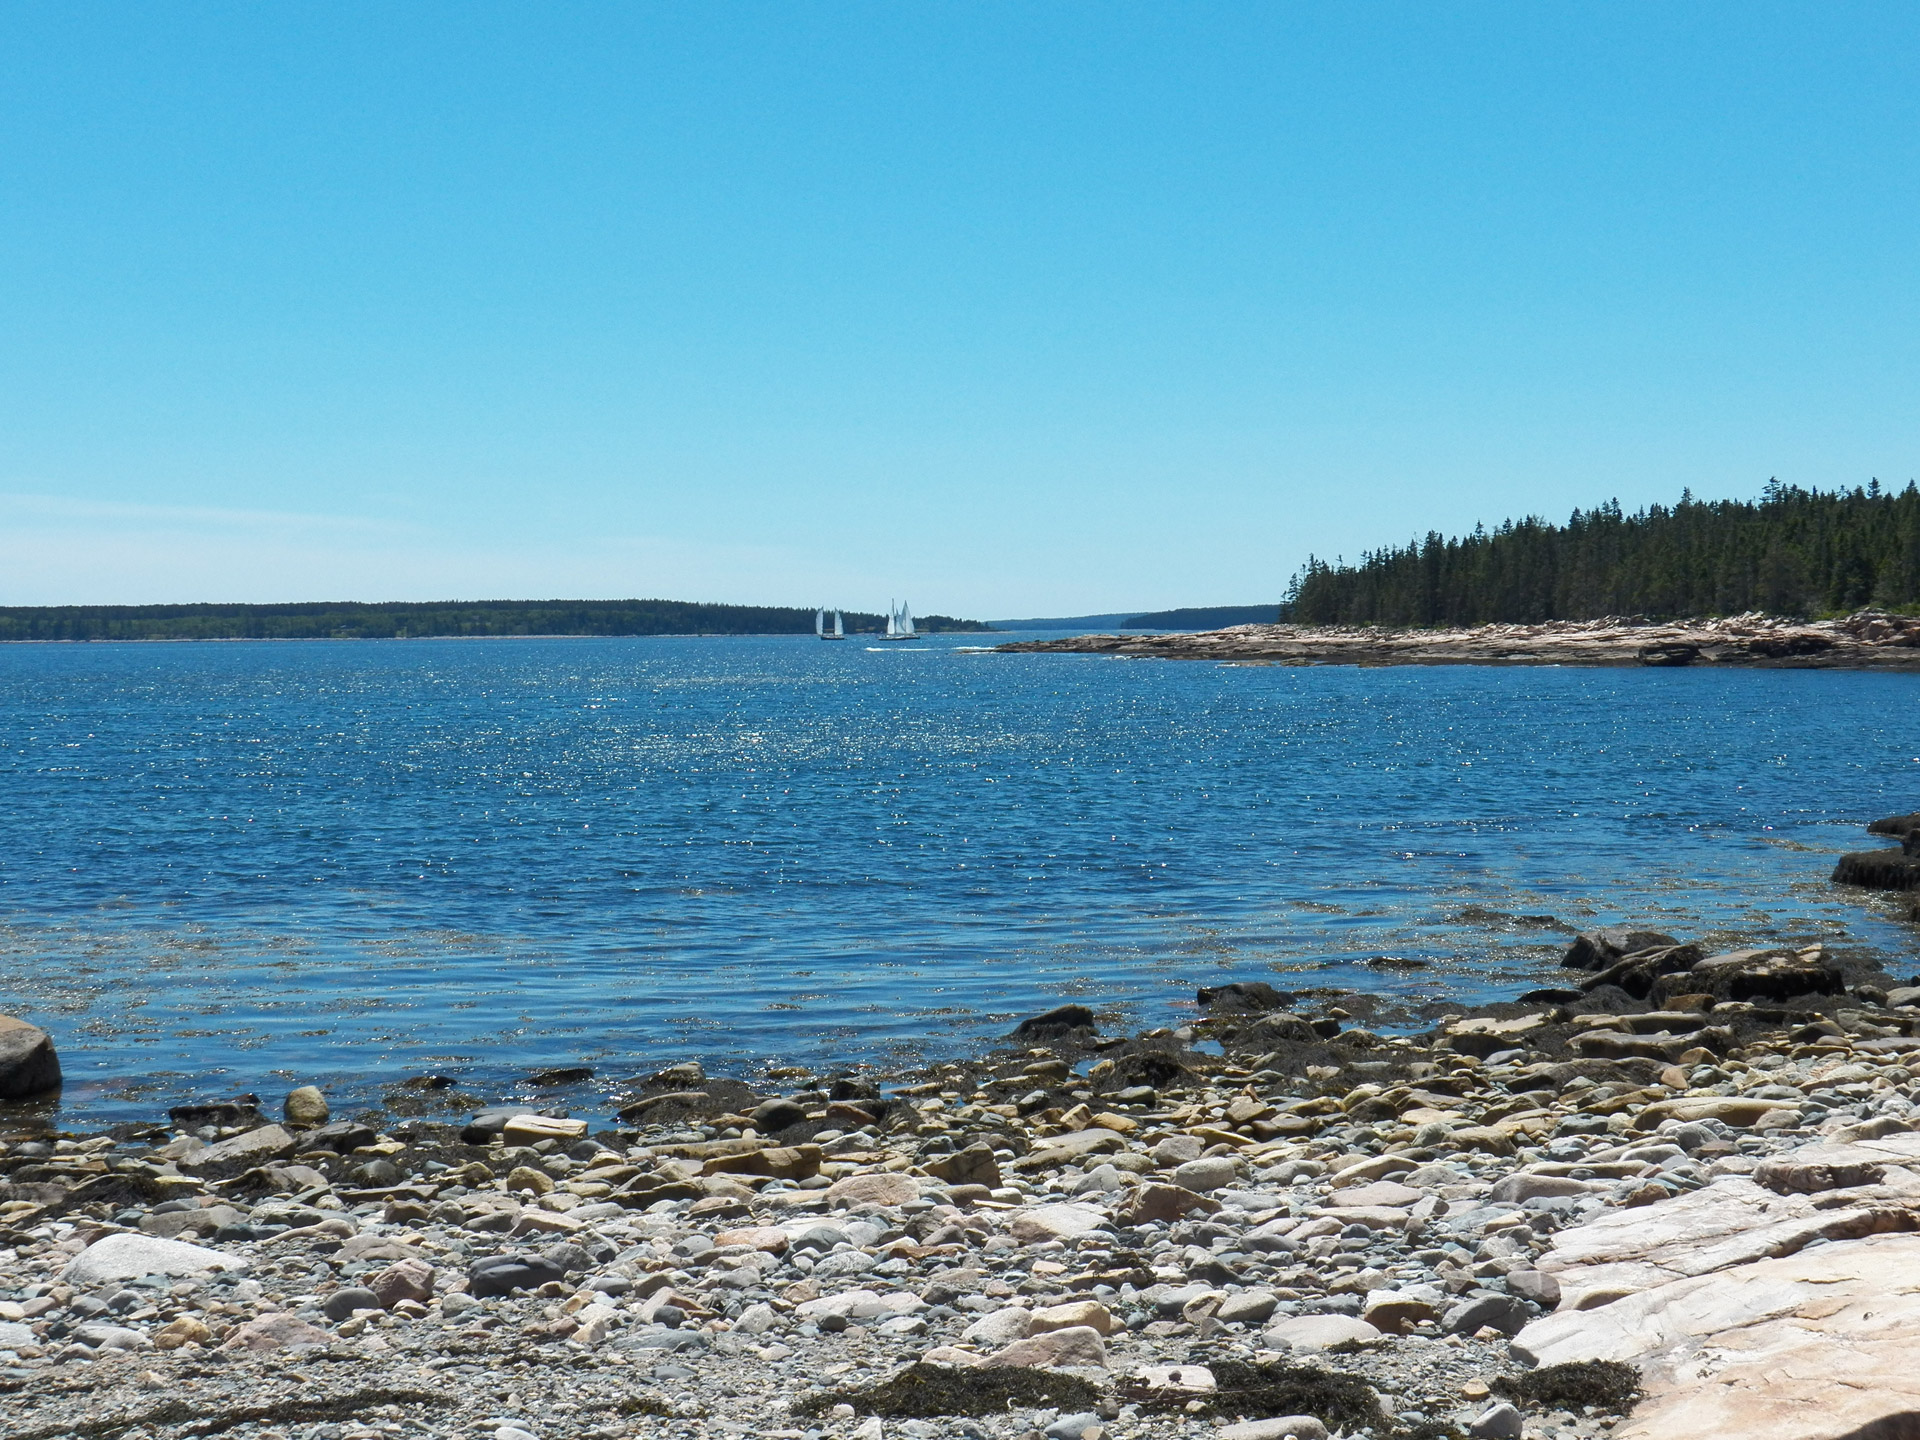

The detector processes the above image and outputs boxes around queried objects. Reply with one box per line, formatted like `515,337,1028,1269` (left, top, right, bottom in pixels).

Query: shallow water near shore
4,633,1918,1125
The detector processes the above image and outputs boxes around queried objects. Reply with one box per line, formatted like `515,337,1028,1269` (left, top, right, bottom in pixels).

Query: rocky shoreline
994,611,1920,669
7,839,1920,1438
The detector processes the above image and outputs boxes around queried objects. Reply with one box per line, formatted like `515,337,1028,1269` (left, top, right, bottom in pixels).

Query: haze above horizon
2,5,1915,616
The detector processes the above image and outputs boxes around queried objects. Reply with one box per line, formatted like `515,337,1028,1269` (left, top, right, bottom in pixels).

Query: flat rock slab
1218,1420,1329,1440
1536,1175,1920,1304
1012,1128,1128,1172
1261,1314,1382,1351
985,1323,1108,1369
1133,1363,1216,1393
1632,1097,1799,1131
1756,1131,1920,1194
63,1233,248,1286
1327,1180,1423,1208
224,1313,333,1351
823,1172,919,1207
176,1123,297,1176
1514,1232,1920,1440
1008,1203,1109,1243
1310,1205,1413,1231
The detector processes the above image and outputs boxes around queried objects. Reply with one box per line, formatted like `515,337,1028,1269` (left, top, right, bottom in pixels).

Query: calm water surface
4,635,1917,1124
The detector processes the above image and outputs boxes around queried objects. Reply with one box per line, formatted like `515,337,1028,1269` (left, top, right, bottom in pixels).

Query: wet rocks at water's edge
9,934,1920,1438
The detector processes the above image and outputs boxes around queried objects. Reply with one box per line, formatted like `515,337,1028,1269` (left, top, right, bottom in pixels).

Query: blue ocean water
4,634,1918,1125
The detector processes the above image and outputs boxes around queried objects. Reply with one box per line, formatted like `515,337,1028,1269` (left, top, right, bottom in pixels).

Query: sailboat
878,600,916,641
815,608,845,640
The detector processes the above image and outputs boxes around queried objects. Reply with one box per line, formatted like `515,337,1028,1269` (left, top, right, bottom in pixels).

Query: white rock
961,1305,1034,1345
1216,1290,1280,1325
984,1323,1108,1369
1152,1134,1205,1166
1531,1236,1920,1440
571,1302,618,1347
810,1250,876,1279
1134,1363,1215,1393
1007,1203,1109,1243
1536,1174,1913,1305
734,1302,777,1335
1217,1418,1329,1440
1261,1314,1382,1352
795,1289,889,1320
63,1233,247,1286
1171,1156,1239,1193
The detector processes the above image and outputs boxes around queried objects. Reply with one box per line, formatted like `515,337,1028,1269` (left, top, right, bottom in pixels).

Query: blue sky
1,5,1915,615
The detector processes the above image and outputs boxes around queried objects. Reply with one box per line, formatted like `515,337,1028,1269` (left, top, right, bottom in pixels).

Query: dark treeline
1288,482,1920,625
0,599,994,642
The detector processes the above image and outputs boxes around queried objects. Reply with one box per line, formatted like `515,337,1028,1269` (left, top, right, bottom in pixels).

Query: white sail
900,602,915,636
833,610,843,637
815,608,825,637
885,602,898,638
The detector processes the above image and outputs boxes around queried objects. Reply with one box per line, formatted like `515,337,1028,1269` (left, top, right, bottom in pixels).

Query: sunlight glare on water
3,634,1916,1123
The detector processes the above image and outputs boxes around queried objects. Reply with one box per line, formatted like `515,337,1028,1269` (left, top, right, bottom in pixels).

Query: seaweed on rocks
1124,1360,1384,1431
792,1362,1102,1418
1493,1359,1642,1414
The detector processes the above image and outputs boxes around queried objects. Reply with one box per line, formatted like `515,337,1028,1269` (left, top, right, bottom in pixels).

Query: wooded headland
1289,482,1920,625
0,599,994,642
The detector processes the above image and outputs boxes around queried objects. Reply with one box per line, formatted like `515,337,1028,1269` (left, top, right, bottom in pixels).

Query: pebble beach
10,831,1920,1440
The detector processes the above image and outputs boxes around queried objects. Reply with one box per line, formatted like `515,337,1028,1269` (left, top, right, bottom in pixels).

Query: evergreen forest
1286,482,1920,625
0,599,993,643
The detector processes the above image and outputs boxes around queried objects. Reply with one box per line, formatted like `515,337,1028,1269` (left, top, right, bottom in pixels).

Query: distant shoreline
996,611,1920,670
0,630,997,646
0,597,996,643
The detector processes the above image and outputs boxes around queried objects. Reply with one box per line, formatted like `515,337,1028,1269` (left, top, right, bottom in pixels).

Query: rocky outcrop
997,611,1920,669
1833,827,1920,890
1561,929,1680,971
1518,1231,1920,1440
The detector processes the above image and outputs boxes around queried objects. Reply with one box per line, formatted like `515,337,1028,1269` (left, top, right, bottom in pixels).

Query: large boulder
1230,1011,1322,1050
1196,982,1294,1015
925,1143,1001,1189
1012,1005,1097,1040
177,1124,297,1177
468,1252,566,1297
1833,846,1920,889
1667,948,1843,1005
63,1233,246,1286
0,1015,59,1099
283,1086,330,1127
983,1323,1108,1369
1561,928,1680,971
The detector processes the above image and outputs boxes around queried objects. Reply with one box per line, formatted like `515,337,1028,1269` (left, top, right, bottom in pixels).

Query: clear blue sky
1,5,1915,616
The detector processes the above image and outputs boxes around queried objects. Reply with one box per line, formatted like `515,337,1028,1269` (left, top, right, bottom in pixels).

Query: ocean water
4,634,1918,1126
